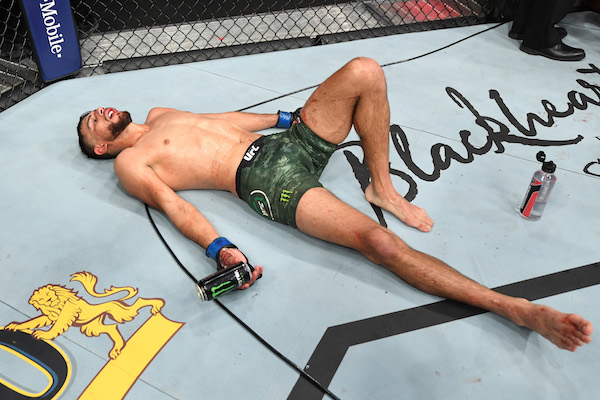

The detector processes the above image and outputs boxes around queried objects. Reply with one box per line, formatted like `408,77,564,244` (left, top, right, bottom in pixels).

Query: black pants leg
521,0,574,48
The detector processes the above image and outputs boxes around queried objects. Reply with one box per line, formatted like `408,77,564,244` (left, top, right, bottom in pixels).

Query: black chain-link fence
1,0,498,112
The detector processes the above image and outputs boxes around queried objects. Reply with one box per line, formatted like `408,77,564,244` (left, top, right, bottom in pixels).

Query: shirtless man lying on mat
77,57,592,351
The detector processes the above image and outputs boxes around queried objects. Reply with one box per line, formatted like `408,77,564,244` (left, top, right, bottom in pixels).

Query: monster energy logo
210,270,248,298
211,280,236,298
280,190,293,202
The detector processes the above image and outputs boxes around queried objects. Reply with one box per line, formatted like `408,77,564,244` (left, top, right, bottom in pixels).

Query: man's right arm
114,155,219,249
113,155,264,287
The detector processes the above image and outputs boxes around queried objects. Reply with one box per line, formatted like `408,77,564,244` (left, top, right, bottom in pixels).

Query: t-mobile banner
19,0,81,82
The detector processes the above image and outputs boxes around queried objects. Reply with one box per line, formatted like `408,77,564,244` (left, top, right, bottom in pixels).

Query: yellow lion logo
4,271,164,360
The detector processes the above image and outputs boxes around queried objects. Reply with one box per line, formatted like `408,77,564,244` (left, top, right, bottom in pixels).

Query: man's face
81,107,132,144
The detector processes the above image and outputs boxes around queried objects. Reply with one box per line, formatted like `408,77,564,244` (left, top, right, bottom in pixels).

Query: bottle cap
542,160,556,173
536,151,556,173
536,151,546,163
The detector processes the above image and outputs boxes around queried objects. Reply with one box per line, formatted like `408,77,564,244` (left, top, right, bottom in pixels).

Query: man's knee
358,225,406,265
345,57,385,87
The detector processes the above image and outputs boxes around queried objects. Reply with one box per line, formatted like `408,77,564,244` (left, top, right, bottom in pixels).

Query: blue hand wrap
276,111,292,128
206,237,234,260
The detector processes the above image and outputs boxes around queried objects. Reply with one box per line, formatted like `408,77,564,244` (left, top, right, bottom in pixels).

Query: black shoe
519,41,585,61
509,26,568,41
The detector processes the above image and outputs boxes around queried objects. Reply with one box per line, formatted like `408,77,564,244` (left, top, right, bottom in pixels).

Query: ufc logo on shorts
244,145,260,161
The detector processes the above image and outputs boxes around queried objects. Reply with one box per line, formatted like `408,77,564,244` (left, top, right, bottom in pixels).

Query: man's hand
241,265,263,290
218,247,263,290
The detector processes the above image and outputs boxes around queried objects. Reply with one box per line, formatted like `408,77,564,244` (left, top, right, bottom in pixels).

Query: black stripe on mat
288,261,600,400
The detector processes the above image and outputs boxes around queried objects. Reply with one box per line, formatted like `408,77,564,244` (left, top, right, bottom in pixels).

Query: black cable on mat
213,299,342,400
380,22,507,68
145,204,197,283
236,22,507,113
144,204,341,400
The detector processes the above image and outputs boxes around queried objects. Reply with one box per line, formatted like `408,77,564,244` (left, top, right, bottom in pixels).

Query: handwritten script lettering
339,64,600,227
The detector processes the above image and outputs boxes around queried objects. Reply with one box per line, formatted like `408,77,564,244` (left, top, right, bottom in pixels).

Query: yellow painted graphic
79,313,183,399
5,271,165,359
2,271,184,399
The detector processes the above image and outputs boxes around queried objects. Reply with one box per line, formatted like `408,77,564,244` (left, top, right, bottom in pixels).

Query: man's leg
300,57,433,232
523,0,574,49
510,0,533,37
296,187,593,351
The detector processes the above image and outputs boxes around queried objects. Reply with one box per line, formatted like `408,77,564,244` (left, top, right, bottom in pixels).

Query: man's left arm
208,112,277,131
205,109,301,132
147,107,301,132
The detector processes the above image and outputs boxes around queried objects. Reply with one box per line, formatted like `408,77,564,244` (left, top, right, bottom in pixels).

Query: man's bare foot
365,183,434,232
520,302,593,351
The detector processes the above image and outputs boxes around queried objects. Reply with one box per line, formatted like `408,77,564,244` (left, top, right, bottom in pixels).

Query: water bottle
519,151,557,221
196,262,254,301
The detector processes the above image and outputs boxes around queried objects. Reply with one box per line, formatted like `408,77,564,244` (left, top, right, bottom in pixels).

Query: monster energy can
196,262,253,301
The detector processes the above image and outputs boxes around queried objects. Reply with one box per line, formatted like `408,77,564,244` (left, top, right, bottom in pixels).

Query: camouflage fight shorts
235,121,337,228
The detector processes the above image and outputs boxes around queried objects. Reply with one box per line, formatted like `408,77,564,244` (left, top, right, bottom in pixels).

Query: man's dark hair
77,111,115,160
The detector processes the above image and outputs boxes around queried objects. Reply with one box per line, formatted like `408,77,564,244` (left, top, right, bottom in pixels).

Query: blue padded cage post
19,0,82,82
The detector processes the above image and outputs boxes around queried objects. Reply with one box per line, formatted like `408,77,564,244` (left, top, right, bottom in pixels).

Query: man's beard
110,111,132,138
